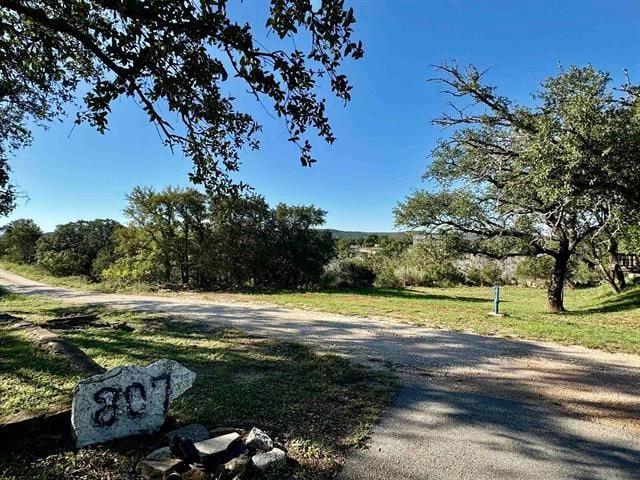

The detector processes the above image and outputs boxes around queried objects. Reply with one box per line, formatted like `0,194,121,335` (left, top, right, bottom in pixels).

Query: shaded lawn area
0,327,82,419
0,291,395,480
208,285,640,354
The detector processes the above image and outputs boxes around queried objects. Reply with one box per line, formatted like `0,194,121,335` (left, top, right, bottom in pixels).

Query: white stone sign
72,359,196,447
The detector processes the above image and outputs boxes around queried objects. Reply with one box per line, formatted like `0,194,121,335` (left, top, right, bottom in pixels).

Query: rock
223,454,249,478
0,313,21,323
72,359,196,447
146,446,173,461
138,457,185,480
224,440,248,460
163,424,209,444
181,469,207,480
194,432,240,458
170,436,200,464
251,447,286,472
209,426,243,437
245,426,273,451
195,432,243,470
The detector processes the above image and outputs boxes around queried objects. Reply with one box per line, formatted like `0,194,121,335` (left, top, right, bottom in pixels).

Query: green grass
207,284,640,354
0,328,82,419
0,291,395,480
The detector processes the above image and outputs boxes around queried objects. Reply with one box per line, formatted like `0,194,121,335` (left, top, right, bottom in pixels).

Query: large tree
396,64,640,312
0,218,42,263
0,0,363,213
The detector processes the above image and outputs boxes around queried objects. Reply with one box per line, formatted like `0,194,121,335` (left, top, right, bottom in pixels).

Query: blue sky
5,1,640,232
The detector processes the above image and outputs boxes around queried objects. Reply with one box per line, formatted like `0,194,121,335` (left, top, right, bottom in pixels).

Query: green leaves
0,0,363,209
398,64,640,307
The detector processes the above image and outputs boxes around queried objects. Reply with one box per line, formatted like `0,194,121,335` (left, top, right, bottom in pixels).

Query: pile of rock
138,425,287,479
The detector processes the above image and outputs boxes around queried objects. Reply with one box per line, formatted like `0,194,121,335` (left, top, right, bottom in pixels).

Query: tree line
0,187,333,290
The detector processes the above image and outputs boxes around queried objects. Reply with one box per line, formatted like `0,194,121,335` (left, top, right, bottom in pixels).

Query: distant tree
0,218,42,263
335,237,358,258
364,234,380,247
396,65,640,312
206,194,272,288
0,0,363,215
123,186,205,284
36,219,120,277
268,204,334,288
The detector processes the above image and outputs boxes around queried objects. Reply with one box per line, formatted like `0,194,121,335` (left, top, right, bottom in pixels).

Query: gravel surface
1,269,639,479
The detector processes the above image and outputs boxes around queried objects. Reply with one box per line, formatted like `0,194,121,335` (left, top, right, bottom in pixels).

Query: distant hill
322,229,406,239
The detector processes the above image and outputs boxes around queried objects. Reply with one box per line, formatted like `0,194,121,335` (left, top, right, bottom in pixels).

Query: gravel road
1,269,639,479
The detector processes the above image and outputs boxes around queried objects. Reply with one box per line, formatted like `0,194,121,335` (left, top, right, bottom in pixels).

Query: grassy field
0,290,394,479
207,284,640,354
2,260,640,354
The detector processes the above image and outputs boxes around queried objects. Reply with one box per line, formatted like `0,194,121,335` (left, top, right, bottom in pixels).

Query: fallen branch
7,320,105,376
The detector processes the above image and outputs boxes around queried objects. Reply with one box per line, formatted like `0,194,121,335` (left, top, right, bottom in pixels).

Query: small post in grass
489,284,504,317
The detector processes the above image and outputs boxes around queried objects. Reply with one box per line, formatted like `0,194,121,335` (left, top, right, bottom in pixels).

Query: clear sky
4,0,640,232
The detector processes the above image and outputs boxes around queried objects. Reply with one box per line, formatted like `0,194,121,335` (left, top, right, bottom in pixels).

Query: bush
101,255,158,285
372,259,403,288
36,250,84,277
91,247,117,280
371,256,462,288
321,259,376,289
466,260,502,286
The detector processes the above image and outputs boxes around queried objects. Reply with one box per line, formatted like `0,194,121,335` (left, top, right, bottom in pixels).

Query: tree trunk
548,246,569,313
608,237,627,292
598,262,621,294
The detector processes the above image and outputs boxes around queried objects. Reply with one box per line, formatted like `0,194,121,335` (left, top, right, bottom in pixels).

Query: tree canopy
395,64,640,312
35,218,121,278
0,218,42,262
104,186,334,289
0,0,363,213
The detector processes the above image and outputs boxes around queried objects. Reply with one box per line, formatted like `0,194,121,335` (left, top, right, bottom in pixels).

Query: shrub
373,260,403,288
91,247,117,280
36,250,84,277
466,260,502,286
321,259,376,289
101,255,158,285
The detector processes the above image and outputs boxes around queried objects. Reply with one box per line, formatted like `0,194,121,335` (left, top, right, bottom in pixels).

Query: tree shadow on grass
571,287,640,315
302,287,491,304
0,316,395,480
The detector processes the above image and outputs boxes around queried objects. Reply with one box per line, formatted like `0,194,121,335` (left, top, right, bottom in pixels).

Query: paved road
1,269,640,479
